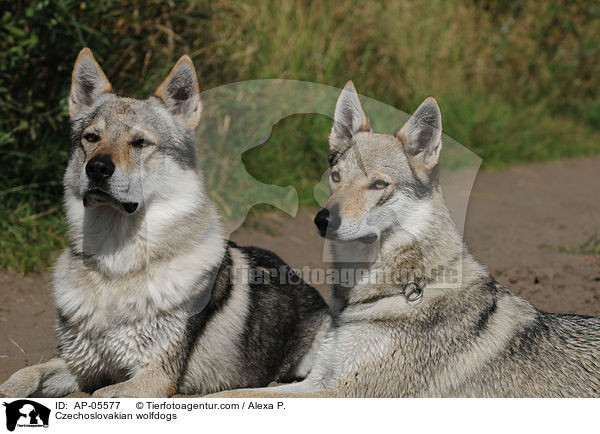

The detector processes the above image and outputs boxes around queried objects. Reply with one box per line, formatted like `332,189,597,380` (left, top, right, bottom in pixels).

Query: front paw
0,383,32,398
92,378,171,398
92,383,136,398
0,369,42,398
206,389,271,398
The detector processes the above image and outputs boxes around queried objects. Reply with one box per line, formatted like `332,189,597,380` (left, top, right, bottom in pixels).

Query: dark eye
331,171,341,183
131,138,147,148
371,180,389,190
84,133,99,143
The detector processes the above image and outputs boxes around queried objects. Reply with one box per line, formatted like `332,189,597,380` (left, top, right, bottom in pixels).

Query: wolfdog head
314,81,444,249
64,48,202,217
62,49,218,272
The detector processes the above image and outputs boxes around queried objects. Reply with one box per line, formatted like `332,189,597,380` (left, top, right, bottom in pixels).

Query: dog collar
401,280,424,303
348,279,427,307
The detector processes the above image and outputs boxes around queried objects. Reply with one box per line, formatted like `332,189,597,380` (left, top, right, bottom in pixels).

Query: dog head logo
3,400,50,431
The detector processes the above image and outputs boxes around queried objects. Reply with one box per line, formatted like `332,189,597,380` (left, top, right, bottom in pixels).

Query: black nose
314,206,341,236
86,154,115,181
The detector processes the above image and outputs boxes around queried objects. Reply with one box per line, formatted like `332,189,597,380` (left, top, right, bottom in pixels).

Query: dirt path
1,156,599,385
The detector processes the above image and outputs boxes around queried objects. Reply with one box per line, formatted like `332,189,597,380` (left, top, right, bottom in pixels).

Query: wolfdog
0,49,330,398
210,82,600,397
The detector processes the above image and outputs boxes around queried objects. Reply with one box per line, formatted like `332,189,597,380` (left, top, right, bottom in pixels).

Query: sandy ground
1,156,599,388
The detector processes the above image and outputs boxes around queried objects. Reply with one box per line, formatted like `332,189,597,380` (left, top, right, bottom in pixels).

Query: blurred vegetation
1,0,600,272
558,232,600,257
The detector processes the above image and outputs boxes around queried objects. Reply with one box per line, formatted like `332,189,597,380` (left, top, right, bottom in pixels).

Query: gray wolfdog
210,82,600,397
0,49,330,398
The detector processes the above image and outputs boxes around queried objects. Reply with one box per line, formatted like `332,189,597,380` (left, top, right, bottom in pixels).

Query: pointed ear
329,80,370,152
396,97,442,171
154,55,201,129
69,48,113,119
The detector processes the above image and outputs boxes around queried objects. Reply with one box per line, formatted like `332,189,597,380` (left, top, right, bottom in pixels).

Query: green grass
2,0,600,272
559,233,600,257
0,204,67,273
242,115,331,208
